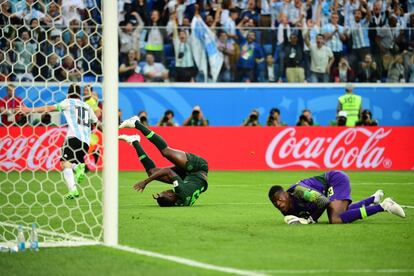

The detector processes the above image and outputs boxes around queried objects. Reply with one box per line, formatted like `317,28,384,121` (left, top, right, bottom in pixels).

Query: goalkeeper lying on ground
268,171,406,224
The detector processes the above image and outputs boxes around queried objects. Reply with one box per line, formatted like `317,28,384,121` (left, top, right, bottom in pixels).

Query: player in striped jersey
22,84,99,199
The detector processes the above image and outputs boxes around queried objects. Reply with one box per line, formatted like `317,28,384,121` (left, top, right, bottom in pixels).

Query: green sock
135,121,167,151
132,141,155,171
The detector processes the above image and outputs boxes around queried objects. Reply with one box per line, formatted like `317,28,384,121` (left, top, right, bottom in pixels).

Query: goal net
0,0,105,248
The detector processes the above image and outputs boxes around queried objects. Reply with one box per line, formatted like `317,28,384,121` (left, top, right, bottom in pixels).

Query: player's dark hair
68,84,81,99
268,185,284,201
156,196,175,207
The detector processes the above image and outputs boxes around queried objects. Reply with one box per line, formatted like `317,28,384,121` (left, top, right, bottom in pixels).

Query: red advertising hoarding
1,127,414,171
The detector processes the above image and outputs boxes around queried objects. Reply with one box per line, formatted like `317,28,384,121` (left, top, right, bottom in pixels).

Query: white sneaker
118,134,141,144
119,116,140,129
371,190,384,205
380,198,406,218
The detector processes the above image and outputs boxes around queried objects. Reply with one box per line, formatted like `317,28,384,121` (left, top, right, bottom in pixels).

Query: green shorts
185,153,209,173
174,153,208,206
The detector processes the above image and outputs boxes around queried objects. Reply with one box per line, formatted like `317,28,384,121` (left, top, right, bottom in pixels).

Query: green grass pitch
1,171,414,275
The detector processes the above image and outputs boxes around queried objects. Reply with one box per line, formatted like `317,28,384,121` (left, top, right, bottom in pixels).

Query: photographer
138,110,149,126
356,109,378,126
266,108,287,126
183,106,209,126
242,109,260,126
157,110,178,126
330,111,348,126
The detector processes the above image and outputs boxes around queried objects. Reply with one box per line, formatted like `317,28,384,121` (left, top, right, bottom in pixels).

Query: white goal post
102,0,119,247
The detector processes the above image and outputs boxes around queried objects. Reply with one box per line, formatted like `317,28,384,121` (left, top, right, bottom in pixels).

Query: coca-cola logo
0,128,66,170
265,128,392,169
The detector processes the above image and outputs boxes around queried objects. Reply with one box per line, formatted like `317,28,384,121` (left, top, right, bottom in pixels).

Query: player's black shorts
61,137,89,164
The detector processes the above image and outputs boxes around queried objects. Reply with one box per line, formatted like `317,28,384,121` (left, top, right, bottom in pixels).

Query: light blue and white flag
190,16,223,82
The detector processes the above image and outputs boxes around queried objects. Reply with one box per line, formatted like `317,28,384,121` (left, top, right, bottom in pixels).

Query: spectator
0,51,12,81
0,84,27,126
283,32,305,83
266,108,287,126
337,83,362,127
331,56,355,82
172,18,196,82
13,28,37,81
304,33,334,83
348,1,372,69
387,54,405,82
217,30,235,82
157,110,179,126
376,15,404,77
183,105,209,126
38,53,65,81
357,53,380,82
46,1,63,27
138,110,149,126
369,0,388,75
264,54,280,82
142,53,169,82
355,109,379,126
118,13,144,62
404,13,414,50
144,10,166,63
61,0,85,27
119,49,143,82
242,109,260,126
322,12,347,67
240,0,260,25
11,0,48,25
236,31,264,82
409,52,414,82
62,55,82,82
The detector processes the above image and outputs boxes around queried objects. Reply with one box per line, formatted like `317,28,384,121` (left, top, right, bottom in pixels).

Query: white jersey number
76,106,91,127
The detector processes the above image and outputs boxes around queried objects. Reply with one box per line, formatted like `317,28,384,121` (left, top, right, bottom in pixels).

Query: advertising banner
1,126,413,171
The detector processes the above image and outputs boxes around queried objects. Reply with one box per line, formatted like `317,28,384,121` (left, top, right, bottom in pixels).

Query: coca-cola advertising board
1,127,414,171
0,127,103,171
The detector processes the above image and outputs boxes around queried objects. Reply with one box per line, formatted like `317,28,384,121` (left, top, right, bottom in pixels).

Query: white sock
63,168,76,192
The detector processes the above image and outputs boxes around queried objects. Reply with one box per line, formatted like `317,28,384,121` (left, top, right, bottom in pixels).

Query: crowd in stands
118,0,414,83
0,0,413,83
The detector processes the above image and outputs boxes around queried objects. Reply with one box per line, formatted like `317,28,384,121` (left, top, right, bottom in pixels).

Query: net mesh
0,0,103,247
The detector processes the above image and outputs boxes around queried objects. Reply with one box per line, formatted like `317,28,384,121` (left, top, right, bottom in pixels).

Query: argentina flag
191,16,223,82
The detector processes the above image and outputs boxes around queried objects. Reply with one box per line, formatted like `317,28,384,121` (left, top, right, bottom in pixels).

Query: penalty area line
111,244,267,276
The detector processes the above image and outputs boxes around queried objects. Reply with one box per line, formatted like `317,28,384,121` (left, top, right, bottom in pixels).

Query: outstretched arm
133,167,179,192
21,105,57,114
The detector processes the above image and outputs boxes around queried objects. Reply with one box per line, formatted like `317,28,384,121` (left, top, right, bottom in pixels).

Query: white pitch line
112,244,267,276
257,269,414,274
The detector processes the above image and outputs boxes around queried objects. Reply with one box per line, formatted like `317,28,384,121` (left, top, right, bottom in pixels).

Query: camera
192,110,200,119
140,115,148,124
178,52,184,59
337,116,347,126
249,113,258,121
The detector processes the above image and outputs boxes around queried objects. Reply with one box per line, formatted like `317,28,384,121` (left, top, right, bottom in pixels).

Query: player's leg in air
119,116,189,169
326,171,405,224
61,138,87,199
